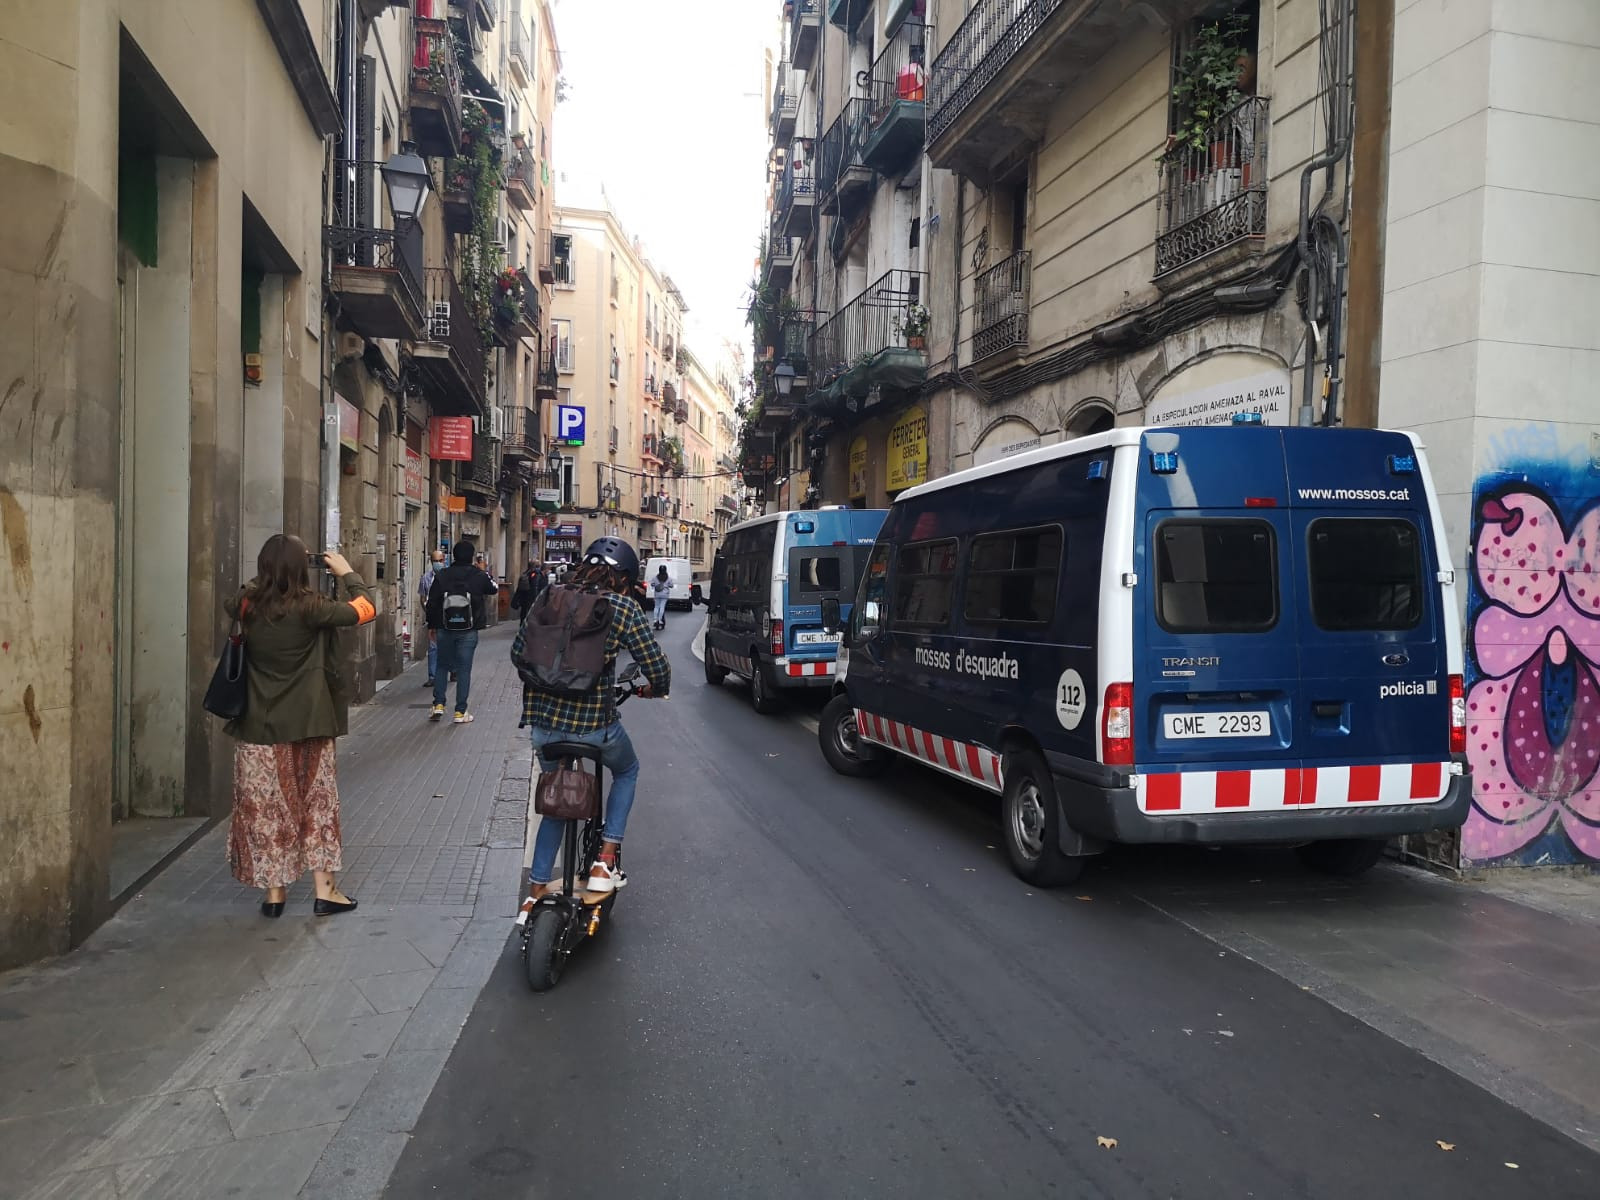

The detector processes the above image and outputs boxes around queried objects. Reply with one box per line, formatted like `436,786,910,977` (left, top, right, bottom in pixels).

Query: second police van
705,507,888,714
818,421,1472,886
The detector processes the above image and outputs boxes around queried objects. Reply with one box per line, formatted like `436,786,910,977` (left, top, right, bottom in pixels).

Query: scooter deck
545,879,612,906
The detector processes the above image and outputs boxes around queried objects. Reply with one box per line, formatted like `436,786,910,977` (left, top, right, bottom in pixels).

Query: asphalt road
386,616,1599,1199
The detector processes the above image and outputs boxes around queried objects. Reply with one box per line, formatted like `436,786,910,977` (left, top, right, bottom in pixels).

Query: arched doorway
1066,401,1114,437
971,416,1042,467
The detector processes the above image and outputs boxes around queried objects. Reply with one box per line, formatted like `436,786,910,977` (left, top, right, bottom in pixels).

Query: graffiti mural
1461,435,1600,867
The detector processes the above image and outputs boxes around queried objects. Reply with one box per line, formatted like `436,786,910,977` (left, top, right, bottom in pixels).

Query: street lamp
380,144,432,227
774,361,800,400
545,445,564,476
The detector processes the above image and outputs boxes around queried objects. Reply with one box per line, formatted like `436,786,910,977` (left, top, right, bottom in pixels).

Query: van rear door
1282,433,1448,766
785,544,854,655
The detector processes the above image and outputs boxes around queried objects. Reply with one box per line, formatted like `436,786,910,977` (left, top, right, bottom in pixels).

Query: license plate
1162,710,1272,739
795,631,840,645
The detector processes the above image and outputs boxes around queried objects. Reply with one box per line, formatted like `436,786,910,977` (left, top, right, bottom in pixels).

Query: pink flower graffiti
1462,489,1600,862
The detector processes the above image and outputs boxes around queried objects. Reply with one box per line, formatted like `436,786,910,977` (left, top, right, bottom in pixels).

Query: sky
549,0,774,366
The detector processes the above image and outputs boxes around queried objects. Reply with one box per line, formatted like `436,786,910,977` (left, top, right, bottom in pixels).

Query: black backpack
514,585,614,695
441,575,476,631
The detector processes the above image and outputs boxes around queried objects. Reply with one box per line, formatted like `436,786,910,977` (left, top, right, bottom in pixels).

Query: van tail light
1103,682,1134,766
770,619,785,657
1448,674,1466,754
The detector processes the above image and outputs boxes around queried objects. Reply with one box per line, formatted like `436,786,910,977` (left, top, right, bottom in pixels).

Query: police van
705,507,888,714
818,422,1471,885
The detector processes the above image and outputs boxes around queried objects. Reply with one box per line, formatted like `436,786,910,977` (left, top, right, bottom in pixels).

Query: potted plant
1163,11,1251,166
895,303,930,350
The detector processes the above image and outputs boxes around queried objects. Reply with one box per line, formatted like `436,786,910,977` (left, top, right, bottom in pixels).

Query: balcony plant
1164,10,1251,164
894,303,930,350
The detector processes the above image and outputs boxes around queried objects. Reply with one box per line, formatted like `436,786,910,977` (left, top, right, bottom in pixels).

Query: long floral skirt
228,738,343,888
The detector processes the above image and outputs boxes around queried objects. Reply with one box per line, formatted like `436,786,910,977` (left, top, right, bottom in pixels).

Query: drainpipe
1340,0,1394,429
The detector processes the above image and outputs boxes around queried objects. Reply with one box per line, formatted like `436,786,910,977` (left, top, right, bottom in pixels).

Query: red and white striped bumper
780,659,835,678
855,711,1004,794
1137,761,1456,815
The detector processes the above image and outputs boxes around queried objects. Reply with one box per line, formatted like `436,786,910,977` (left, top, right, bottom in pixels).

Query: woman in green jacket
224,534,377,918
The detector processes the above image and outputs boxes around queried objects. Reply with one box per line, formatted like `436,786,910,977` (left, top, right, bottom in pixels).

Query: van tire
1001,749,1083,888
1295,838,1388,877
819,694,889,778
750,661,783,715
703,651,727,686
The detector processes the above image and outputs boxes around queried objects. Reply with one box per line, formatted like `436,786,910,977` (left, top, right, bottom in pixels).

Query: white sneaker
586,859,625,894
429,704,444,722
515,896,536,926
453,712,474,725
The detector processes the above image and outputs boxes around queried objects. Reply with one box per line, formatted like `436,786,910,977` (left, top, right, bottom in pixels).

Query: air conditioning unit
337,331,366,362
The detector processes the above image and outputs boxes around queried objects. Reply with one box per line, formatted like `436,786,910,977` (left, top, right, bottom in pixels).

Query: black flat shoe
261,901,285,918
313,896,358,916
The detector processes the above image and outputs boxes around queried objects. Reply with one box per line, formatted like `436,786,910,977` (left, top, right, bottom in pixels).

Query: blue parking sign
556,404,586,445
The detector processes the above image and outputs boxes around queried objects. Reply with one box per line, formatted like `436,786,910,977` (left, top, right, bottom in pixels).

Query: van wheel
819,694,889,778
750,662,783,715
1001,749,1083,888
1295,838,1387,877
703,652,727,686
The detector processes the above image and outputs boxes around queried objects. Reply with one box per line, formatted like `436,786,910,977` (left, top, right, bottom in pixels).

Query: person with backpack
425,540,500,724
510,559,548,620
511,537,670,913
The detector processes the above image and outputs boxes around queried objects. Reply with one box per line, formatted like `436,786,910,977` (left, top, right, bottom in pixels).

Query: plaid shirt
514,590,672,733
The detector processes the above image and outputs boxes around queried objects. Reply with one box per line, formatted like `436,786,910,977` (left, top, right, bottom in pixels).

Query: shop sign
403,448,425,502
533,516,549,530
887,405,929,492
534,486,561,513
849,436,868,499
445,495,467,513
555,404,586,446
337,395,360,453
1145,368,1292,428
429,416,474,461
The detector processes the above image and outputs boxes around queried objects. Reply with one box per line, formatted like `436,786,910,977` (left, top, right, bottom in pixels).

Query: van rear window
1154,520,1277,633
963,526,1062,626
1309,518,1423,631
794,555,843,594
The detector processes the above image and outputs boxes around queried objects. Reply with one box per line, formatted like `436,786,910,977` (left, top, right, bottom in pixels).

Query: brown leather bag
534,759,599,821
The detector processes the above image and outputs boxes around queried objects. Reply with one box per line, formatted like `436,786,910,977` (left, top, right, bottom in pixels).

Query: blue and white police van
818,421,1471,885
705,507,888,714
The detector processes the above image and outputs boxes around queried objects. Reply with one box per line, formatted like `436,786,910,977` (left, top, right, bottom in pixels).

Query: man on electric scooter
513,537,671,921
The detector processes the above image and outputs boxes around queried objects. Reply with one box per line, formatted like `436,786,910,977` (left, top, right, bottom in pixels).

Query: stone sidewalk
0,627,531,1200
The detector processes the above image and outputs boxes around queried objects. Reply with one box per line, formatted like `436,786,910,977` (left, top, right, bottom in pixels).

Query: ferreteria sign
1145,368,1292,427
887,405,928,491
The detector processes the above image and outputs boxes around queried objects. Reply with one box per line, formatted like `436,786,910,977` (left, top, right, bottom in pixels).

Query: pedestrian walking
419,548,445,687
425,540,500,724
511,559,548,621
223,535,374,918
650,563,672,631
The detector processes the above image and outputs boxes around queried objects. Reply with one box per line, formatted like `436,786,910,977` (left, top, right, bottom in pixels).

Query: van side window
854,544,890,640
893,539,959,630
1308,518,1423,631
1154,520,1277,633
963,526,1063,627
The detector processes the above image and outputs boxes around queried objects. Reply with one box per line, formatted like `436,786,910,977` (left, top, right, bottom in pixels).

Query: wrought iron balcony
790,0,821,69
973,250,1031,362
643,433,663,462
771,63,800,142
810,269,927,393
862,20,928,174
717,493,740,514
500,405,542,460
458,427,499,495
410,17,464,158
505,147,537,210
327,158,427,341
767,235,800,288
508,19,531,87
1155,96,1270,278
774,157,815,238
817,99,873,217
491,270,539,343
413,267,486,416
536,358,558,399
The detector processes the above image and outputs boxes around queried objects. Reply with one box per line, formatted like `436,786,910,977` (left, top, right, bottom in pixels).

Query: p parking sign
556,404,586,446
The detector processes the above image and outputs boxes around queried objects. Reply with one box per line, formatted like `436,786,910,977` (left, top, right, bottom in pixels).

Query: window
559,455,577,505
552,233,574,286
794,554,843,594
1154,520,1277,633
963,526,1062,626
1308,518,1423,631
892,539,959,630
552,319,574,372
853,543,890,642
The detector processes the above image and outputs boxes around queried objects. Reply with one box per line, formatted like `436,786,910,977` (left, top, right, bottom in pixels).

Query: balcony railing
1155,96,1270,277
864,20,928,171
811,269,926,383
774,157,815,236
928,0,1064,147
717,493,740,514
973,250,1031,361
411,17,464,158
790,0,821,68
817,99,873,214
643,433,662,460
326,158,426,341
771,63,800,140
501,405,541,457
508,18,531,84
505,147,537,210
422,266,486,404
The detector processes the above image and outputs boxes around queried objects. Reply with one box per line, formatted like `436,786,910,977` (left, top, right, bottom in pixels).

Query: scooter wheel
523,908,567,992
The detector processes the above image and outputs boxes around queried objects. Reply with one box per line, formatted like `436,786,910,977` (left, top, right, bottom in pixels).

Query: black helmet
581,536,638,579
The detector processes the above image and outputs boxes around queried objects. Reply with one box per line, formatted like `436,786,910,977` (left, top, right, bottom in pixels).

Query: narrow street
385,617,1600,1199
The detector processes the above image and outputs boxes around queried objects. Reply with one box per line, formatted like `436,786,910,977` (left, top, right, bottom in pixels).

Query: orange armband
348,595,376,625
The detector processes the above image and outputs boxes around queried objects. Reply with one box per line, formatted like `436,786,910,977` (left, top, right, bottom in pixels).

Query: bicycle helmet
581,536,639,580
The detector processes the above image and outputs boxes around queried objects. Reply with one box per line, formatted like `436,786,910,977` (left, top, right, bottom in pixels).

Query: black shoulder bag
203,600,249,720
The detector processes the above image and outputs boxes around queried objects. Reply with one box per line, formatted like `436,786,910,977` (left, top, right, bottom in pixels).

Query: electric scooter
520,662,644,993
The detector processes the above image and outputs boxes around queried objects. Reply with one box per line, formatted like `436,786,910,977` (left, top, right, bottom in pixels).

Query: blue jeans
528,722,639,885
653,595,668,625
427,630,438,679
433,629,479,712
